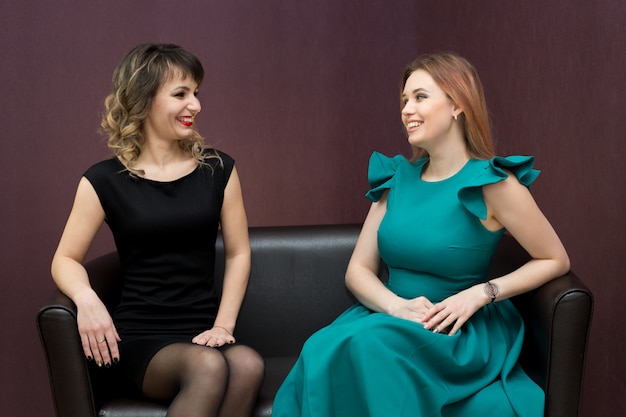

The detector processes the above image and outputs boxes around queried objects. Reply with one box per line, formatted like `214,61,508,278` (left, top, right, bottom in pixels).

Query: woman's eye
416,94,427,100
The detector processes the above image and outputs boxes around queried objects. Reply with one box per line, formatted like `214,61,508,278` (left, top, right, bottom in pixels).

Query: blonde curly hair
101,43,218,174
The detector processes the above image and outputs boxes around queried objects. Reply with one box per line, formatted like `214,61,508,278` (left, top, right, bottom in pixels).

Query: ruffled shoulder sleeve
458,155,540,220
365,152,409,202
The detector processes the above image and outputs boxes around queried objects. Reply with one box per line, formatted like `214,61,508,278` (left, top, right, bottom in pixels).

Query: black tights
142,343,264,417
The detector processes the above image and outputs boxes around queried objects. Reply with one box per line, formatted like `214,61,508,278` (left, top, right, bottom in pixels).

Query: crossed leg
142,342,264,417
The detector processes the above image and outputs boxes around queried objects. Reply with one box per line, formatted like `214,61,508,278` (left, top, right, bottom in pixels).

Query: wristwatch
484,281,499,303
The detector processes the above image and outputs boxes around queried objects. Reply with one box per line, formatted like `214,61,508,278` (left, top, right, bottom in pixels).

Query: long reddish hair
402,53,495,161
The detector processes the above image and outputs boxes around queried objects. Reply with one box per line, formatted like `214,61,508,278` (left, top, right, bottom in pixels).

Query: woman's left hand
192,326,236,348
421,286,487,336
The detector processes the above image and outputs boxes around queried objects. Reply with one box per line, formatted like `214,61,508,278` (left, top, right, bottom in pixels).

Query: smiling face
143,68,201,144
401,69,459,151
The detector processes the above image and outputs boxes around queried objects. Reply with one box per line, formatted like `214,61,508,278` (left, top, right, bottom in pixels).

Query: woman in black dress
51,43,264,417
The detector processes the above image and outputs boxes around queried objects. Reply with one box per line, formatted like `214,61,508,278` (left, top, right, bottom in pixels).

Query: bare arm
50,177,120,365
192,167,251,347
345,192,435,323
423,174,570,335
480,172,570,296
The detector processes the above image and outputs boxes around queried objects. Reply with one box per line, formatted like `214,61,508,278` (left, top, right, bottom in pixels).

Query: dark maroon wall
1,1,623,415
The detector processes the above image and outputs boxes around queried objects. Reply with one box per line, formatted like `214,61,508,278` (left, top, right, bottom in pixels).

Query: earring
453,114,458,121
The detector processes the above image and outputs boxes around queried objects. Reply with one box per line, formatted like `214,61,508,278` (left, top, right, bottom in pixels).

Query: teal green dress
272,152,544,417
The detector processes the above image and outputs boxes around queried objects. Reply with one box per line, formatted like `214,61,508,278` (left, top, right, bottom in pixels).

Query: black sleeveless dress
83,149,234,390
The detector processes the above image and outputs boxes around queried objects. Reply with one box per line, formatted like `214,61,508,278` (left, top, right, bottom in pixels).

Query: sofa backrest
214,224,362,357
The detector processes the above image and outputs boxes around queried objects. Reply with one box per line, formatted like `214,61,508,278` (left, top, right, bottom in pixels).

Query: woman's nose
189,97,201,114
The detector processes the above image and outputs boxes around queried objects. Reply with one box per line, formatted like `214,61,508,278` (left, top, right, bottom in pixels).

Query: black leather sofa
37,224,593,417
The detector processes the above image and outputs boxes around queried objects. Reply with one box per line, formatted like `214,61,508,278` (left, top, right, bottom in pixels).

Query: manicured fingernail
97,361,103,367
113,358,119,364
87,356,93,361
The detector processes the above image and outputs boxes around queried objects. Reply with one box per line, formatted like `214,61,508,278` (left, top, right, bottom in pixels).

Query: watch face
485,282,499,299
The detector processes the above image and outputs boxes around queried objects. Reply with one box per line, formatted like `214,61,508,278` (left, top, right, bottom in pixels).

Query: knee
227,346,265,382
246,350,265,380
187,348,230,384
239,348,265,379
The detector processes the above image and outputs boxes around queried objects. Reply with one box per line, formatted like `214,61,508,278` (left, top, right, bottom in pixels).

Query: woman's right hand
387,296,435,324
75,290,121,367
50,177,119,366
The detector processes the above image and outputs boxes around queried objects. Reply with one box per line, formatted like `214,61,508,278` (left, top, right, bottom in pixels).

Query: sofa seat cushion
99,398,167,417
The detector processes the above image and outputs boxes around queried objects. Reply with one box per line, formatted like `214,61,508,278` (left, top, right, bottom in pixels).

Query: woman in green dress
272,53,570,417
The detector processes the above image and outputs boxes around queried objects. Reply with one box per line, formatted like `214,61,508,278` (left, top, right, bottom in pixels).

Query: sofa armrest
513,272,594,417
37,291,98,417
